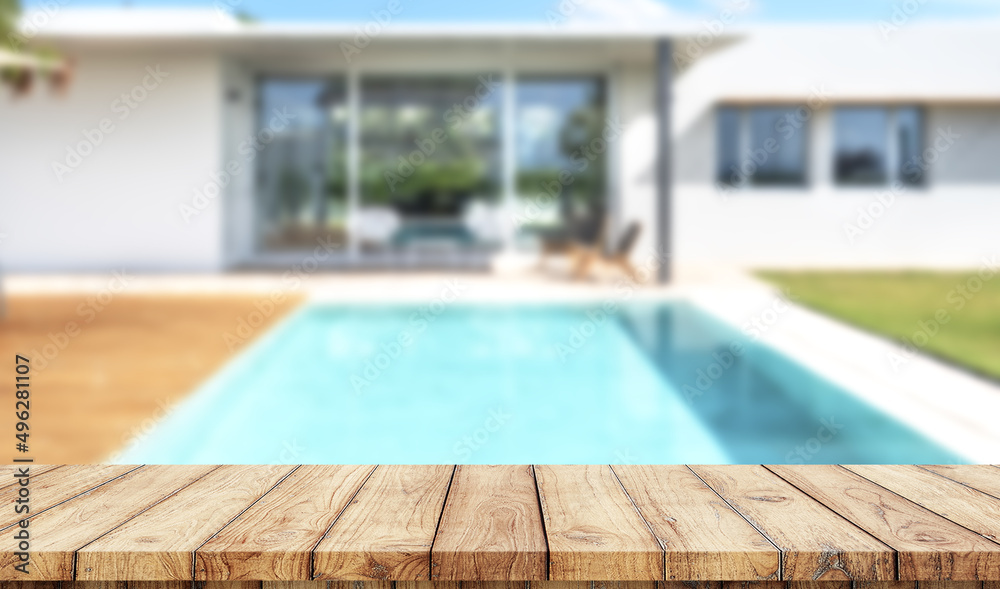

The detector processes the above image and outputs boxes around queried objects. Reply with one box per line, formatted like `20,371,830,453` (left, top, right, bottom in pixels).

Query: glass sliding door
256,77,347,253
357,76,502,251
515,76,607,235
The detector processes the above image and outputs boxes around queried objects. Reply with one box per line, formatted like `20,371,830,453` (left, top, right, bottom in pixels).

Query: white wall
615,61,659,269
665,24,1000,269
672,104,1000,268
0,49,224,272
219,59,257,267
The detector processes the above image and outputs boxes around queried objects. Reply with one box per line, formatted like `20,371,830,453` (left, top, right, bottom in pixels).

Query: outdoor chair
537,206,607,273
571,221,643,282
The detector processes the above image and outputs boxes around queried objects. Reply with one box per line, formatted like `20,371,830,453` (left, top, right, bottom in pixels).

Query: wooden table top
2,465,1000,583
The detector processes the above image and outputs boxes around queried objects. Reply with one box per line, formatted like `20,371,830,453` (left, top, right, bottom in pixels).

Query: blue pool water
118,302,964,464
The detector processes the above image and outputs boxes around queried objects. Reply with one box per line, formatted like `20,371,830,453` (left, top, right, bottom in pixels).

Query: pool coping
689,283,1000,464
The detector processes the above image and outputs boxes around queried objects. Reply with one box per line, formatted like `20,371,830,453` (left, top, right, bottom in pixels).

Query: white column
501,55,517,253
346,66,361,262
606,63,622,246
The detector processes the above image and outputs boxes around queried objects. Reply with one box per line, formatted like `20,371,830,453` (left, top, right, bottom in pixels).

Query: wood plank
689,465,894,581
593,582,658,589
394,582,460,589
768,465,1000,580
62,582,129,589
260,583,324,589
919,583,982,589
593,582,657,589
193,583,262,589
854,582,916,589
313,465,454,581
534,465,663,581
0,465,62,491
614,465,779,581
195,465,375,581
720,582,785,589
328,582,392,589
431,465,547,581
77,465,297,581
918,466,1000,498
0,582,62,589
788,582,847,589
846,465,1000,542
464,582,535,589
127,582,190,589
0,465,216,580
0,464,140,529
528,582,590,589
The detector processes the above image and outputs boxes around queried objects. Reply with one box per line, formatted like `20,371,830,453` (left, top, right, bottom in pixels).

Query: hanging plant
1,0,71,97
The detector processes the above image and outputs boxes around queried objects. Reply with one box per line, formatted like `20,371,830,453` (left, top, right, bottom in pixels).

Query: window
360,76,502,216
716,105,809,187
516,76,607,228
834,105,924,187
716,107,741,186
256,77,347,252
896,106,924,186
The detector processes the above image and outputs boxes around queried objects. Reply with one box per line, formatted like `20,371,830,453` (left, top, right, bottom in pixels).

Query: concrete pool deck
3,268,999,463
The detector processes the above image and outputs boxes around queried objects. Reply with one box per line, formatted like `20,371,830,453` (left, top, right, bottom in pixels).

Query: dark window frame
833,104,926,188
716,104,811,189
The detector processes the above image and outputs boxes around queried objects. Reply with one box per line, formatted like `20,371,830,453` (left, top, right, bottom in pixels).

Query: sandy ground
0,293,302,463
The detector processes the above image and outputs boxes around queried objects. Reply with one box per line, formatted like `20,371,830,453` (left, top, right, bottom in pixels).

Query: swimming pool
116,301,964,464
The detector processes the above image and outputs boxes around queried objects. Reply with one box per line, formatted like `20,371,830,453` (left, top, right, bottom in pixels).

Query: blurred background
1,0,999,464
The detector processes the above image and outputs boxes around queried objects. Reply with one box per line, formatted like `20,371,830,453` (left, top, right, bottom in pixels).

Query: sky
22,0,1000,23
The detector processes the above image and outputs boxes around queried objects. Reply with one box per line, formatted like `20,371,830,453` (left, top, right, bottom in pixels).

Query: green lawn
758,270,1000,381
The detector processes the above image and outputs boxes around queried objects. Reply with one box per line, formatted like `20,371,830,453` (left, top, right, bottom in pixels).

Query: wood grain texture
0,465,216,581
919,583,983,589
62,582,129,589
768,465,1000,580
534,465,663,581
0,465,62,491
194,583,262,589
662,583,724,589
127,582,190,589
195,465,375,581
592,582,658,589
918,466,1000,498
431,465,547,581
689,465,894,581
77,466,296,581
0,582,62,589
260,582,324,589
854,582,916,589
464,582,536,589
394,581,461,589
314,465,454,581
0,464,140,529
720,582,786,589
0,294,303,463
614,466,779,581
846,465,1000,542
529,582,591,589
787,582,849,589
328,582,392,589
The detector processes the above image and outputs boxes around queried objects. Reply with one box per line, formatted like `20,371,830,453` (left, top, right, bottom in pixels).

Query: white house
2,8,999,277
